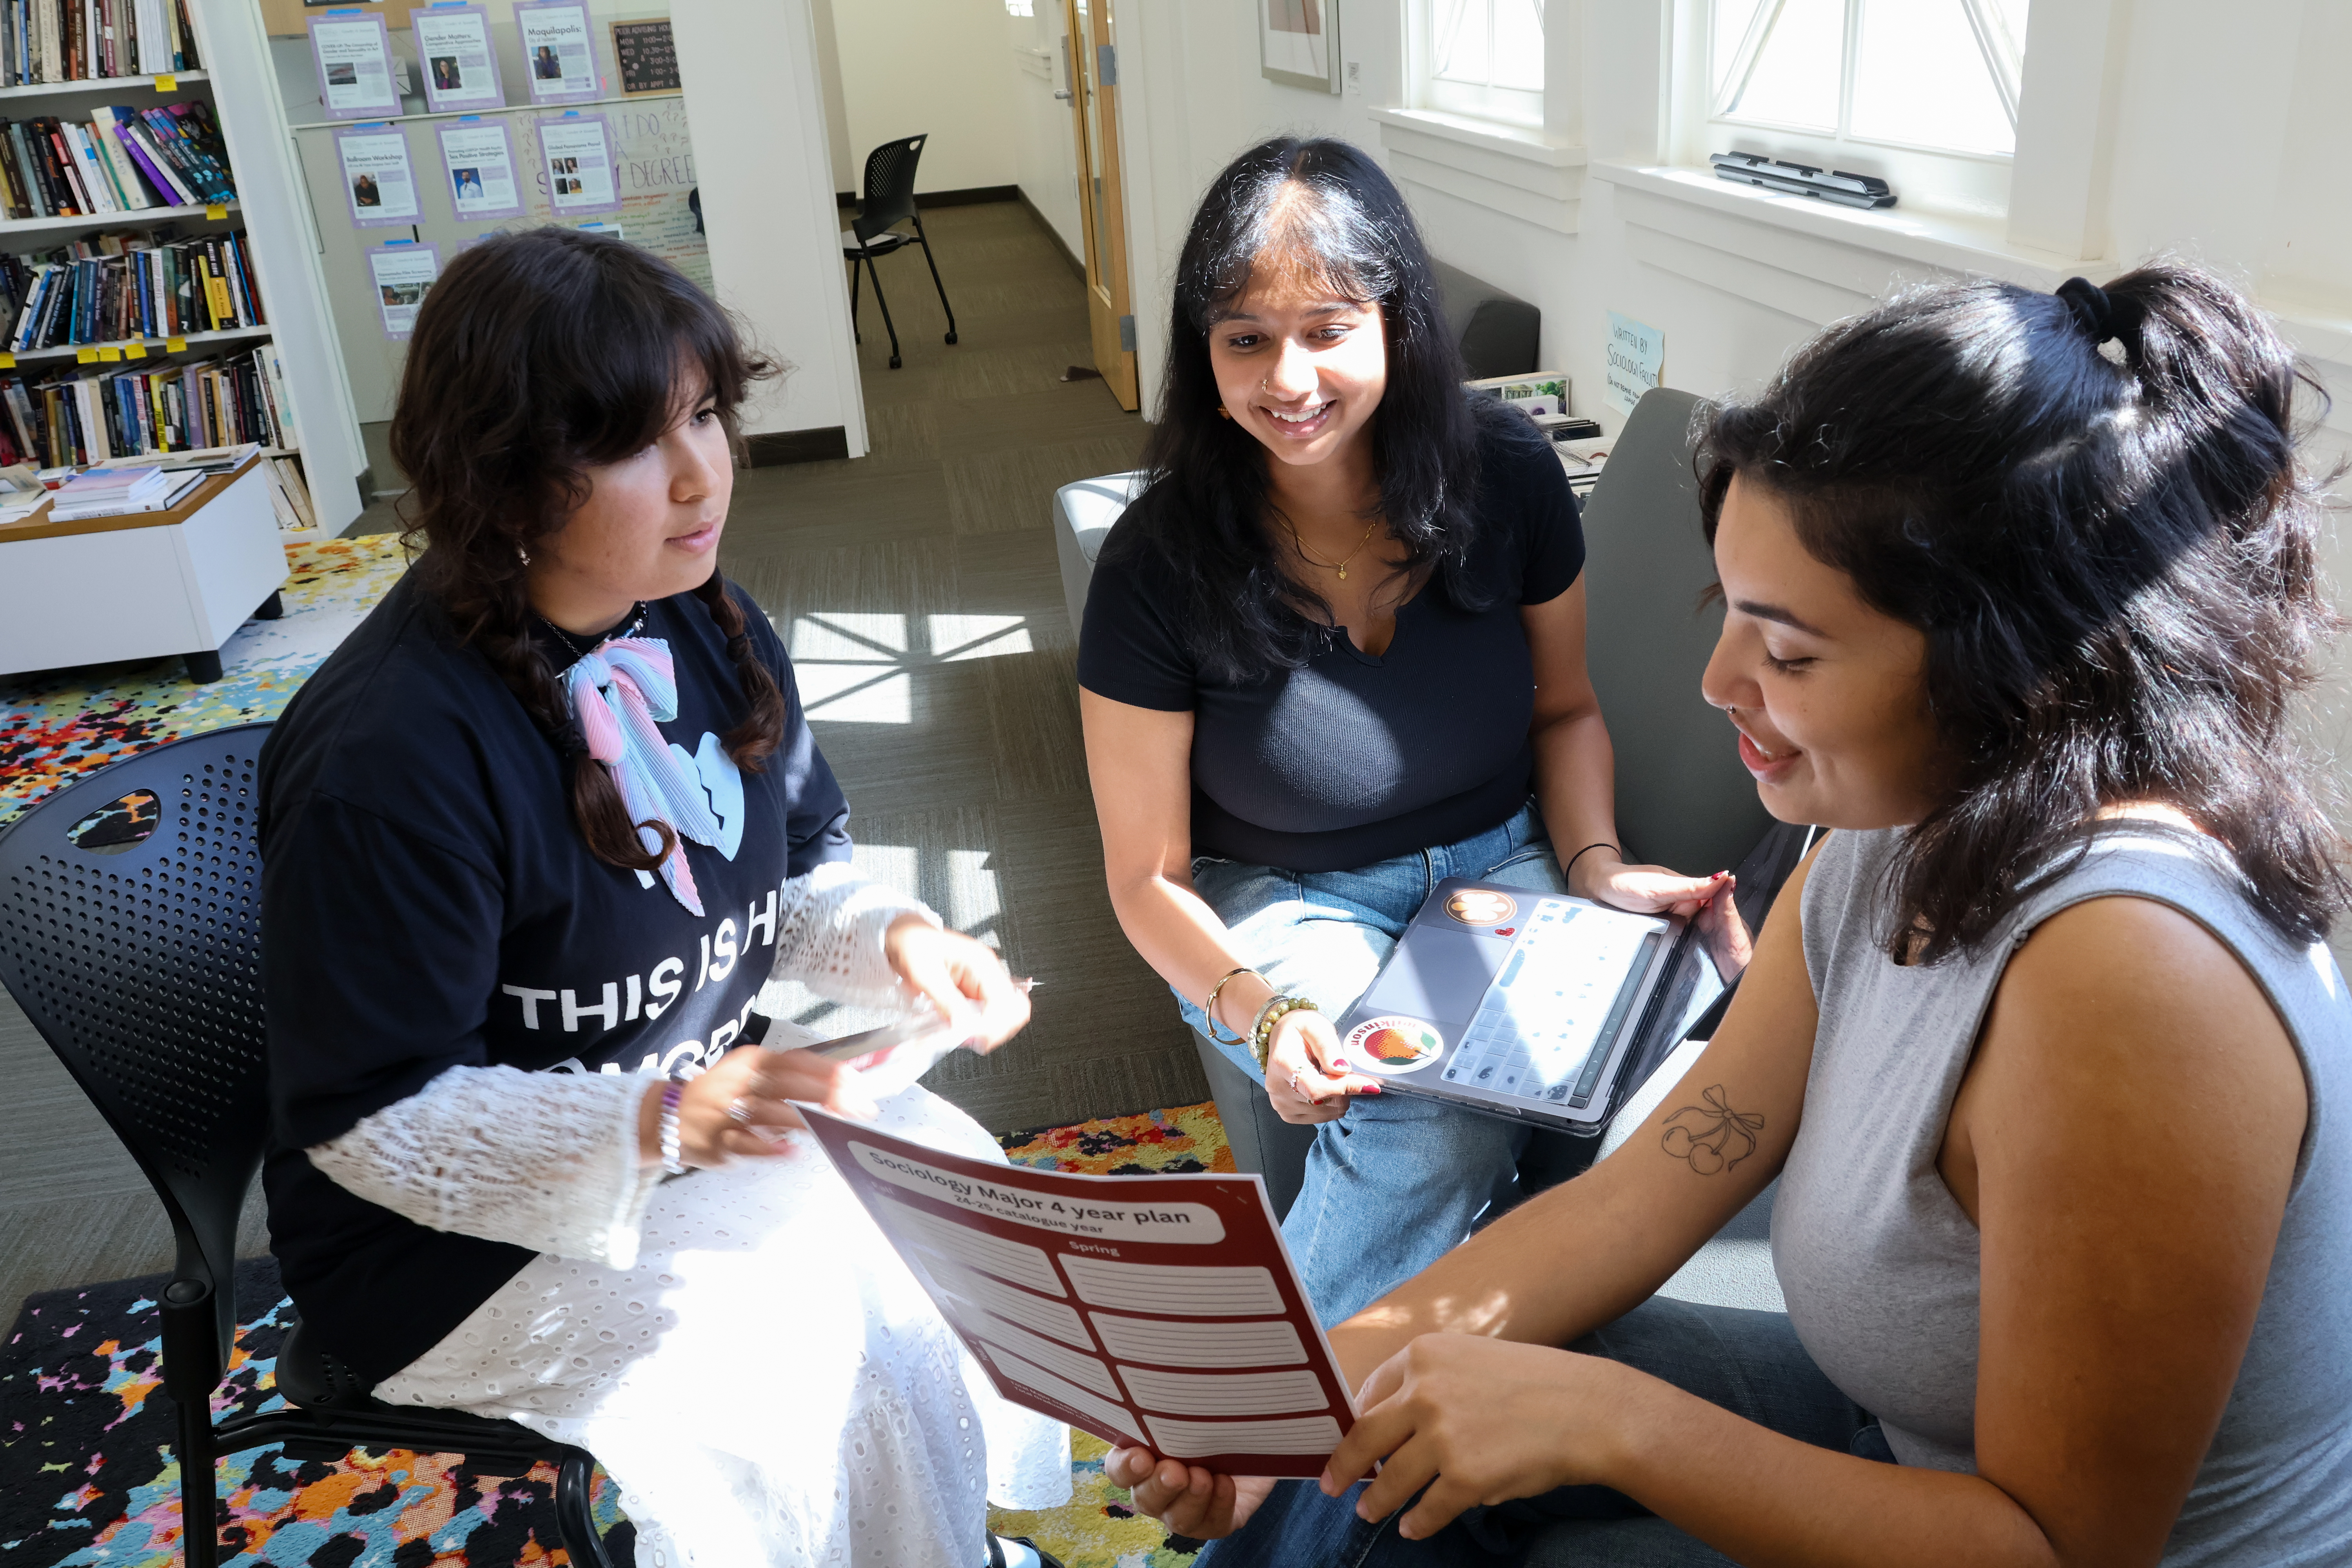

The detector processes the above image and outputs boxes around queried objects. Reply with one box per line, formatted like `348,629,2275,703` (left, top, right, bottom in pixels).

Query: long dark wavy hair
392,226,782,872
1699,261,2348,959
1115,135,1517,684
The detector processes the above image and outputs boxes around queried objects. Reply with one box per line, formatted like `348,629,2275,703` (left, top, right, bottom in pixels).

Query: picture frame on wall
1260,0,1340,94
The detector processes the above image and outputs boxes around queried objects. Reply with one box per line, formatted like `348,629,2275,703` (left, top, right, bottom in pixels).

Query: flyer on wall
336,123,423,227
308,13,404,121
514,0,601,105
370,241,441,340
410,2,506,114
437,117,525,221
536,112,621,216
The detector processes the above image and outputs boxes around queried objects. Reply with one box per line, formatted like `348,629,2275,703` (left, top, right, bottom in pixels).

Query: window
1704,0,2029,213
1419,0,1544,127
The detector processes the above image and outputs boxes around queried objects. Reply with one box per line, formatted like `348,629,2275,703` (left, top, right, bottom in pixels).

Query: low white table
0,454,288,684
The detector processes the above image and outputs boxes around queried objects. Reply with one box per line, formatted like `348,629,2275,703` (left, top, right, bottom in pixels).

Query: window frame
1411,0,1546,131
1689,0,2026,219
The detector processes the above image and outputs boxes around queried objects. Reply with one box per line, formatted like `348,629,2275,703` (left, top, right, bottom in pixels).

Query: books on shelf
0,0,200,87
0,228,263,348
0,341,294,466
47,458,201,517
0,100,234,218
83,439,319,532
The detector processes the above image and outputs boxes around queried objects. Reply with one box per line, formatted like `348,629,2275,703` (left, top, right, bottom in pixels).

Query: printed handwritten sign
610,18,680,95
1604,311,1664,416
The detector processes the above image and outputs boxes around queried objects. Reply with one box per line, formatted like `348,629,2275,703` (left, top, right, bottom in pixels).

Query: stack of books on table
47,460,199,520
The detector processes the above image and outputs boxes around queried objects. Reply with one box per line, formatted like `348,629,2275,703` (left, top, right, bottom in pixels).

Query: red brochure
797,1105,1358,1477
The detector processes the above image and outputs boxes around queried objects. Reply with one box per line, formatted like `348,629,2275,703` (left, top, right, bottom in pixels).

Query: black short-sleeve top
256,570,851,1384
1077,416,1584,873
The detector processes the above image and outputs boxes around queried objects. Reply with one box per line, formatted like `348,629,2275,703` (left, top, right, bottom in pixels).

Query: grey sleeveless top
1775,826,2352,1564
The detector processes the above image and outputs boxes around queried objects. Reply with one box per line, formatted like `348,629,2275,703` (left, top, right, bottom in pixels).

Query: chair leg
862,253,903,370
175,1396,220,1568
847,254,862,343
555,1448,619,1568
911,217,957,346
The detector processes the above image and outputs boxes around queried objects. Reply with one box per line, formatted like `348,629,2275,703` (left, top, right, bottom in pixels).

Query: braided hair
389,226,783,871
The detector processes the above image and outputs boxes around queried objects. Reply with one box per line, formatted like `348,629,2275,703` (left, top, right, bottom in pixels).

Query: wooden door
1064,0,1138,409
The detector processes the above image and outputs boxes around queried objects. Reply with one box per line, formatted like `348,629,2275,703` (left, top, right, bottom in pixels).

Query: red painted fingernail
1365,1083,1383,1094
1332,1058,1349,1068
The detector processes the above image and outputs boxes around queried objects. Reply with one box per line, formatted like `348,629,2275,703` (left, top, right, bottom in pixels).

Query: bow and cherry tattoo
1661,1084,1766,1174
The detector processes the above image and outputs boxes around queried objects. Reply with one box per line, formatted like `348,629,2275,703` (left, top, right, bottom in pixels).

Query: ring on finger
726,1096,755,1125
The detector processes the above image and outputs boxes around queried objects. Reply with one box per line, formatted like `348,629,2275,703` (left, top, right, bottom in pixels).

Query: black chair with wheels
0,724,622,1568
842,132,958,370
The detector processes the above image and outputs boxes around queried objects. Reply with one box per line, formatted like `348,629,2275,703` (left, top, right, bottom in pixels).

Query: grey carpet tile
982,646,1093,802
933,387,1141,460
943,435,1148,536
723,460,955,550
0,989,156,1208
936,341,1107,404
857,400,943,466
950,530,1085,649
0,1184,271,1333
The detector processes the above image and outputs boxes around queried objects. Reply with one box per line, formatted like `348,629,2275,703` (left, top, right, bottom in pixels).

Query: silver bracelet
659,1079,686,1176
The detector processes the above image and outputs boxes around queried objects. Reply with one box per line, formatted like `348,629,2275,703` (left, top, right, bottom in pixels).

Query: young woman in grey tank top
1105,261,2352,1566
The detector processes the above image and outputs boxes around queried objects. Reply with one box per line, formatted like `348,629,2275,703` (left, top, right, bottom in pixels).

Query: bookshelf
0,9,366,534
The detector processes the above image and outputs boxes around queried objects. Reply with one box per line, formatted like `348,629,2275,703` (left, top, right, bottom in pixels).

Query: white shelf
0,199,239,239
0,71,209,104
285,89,680,132
4,324,271,367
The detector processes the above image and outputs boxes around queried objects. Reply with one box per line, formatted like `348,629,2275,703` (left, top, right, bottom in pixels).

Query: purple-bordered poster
335,122,423,228
369,240,441,340
535,111,622,217
411,2,507,114
308,10,403,121
437,116,526,221
514,0,602,105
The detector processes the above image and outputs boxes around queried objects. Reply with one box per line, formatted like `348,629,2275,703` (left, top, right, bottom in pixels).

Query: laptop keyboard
1441,899,1662,1109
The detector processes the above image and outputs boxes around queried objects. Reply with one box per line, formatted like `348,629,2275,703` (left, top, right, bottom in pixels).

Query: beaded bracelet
1248,995,1319,1069
659,1079,686,1176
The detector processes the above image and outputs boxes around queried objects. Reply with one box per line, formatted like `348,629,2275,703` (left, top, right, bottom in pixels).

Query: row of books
0,0,198,86
2,229,262,348
0,102,234,220
0,342,294,467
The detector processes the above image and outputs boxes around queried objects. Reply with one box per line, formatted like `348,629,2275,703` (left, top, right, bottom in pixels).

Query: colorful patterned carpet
0,1104,1230,1567
0,532,414,827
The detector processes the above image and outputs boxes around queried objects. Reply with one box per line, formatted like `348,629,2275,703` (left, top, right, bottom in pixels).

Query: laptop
1332,878,1727,1134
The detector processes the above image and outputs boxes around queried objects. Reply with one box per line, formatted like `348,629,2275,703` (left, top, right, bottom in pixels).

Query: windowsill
1368,106,1584,167
1590,162,2103,283
1370,107,1586,234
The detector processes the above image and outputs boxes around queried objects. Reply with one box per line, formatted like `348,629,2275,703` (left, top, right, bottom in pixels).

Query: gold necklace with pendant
1285,517,1382,581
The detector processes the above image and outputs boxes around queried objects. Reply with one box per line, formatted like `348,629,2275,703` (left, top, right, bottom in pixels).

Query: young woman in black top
259,229,1068,1566
1078,138,1748,1324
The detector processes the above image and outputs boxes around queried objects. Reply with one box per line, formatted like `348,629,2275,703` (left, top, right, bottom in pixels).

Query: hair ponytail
390,226,779,871
1699,259,2347,958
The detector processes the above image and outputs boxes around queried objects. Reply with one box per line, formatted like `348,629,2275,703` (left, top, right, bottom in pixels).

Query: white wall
675,0,866,452
1007,5,1084,261
1110,0,2352,964
831,0,1018,195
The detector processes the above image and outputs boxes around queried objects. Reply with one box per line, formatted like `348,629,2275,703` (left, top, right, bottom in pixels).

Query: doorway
1063,0,1138,411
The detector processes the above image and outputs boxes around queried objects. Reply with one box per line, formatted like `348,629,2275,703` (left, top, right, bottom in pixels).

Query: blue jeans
1195,1296,1895,1567
1176,803,1573,1326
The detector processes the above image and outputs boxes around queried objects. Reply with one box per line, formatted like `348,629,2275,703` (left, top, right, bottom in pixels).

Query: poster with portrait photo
336,123,422,227
309,12,404,119
514,0,600,105
437,116,524,221
535,112,620,215
370,241,441,340
1259,0,1339,93
411,4,506,114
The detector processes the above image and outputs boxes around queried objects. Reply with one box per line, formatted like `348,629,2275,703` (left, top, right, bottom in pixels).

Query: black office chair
0,725,621,1568
842,133,958,370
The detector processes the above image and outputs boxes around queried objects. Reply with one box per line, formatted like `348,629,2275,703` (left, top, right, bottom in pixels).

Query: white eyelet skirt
375,1087,1073,1567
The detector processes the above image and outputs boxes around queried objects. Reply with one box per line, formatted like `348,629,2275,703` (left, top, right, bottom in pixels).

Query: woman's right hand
637,1046,881,1168
1103,1447,1278,1539
1265,1008,1383,1124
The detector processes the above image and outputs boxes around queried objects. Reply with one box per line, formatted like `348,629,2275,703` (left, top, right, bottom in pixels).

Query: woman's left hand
883,915,1032,1051
1323,1334,1639,1541
1579,854,1754,980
